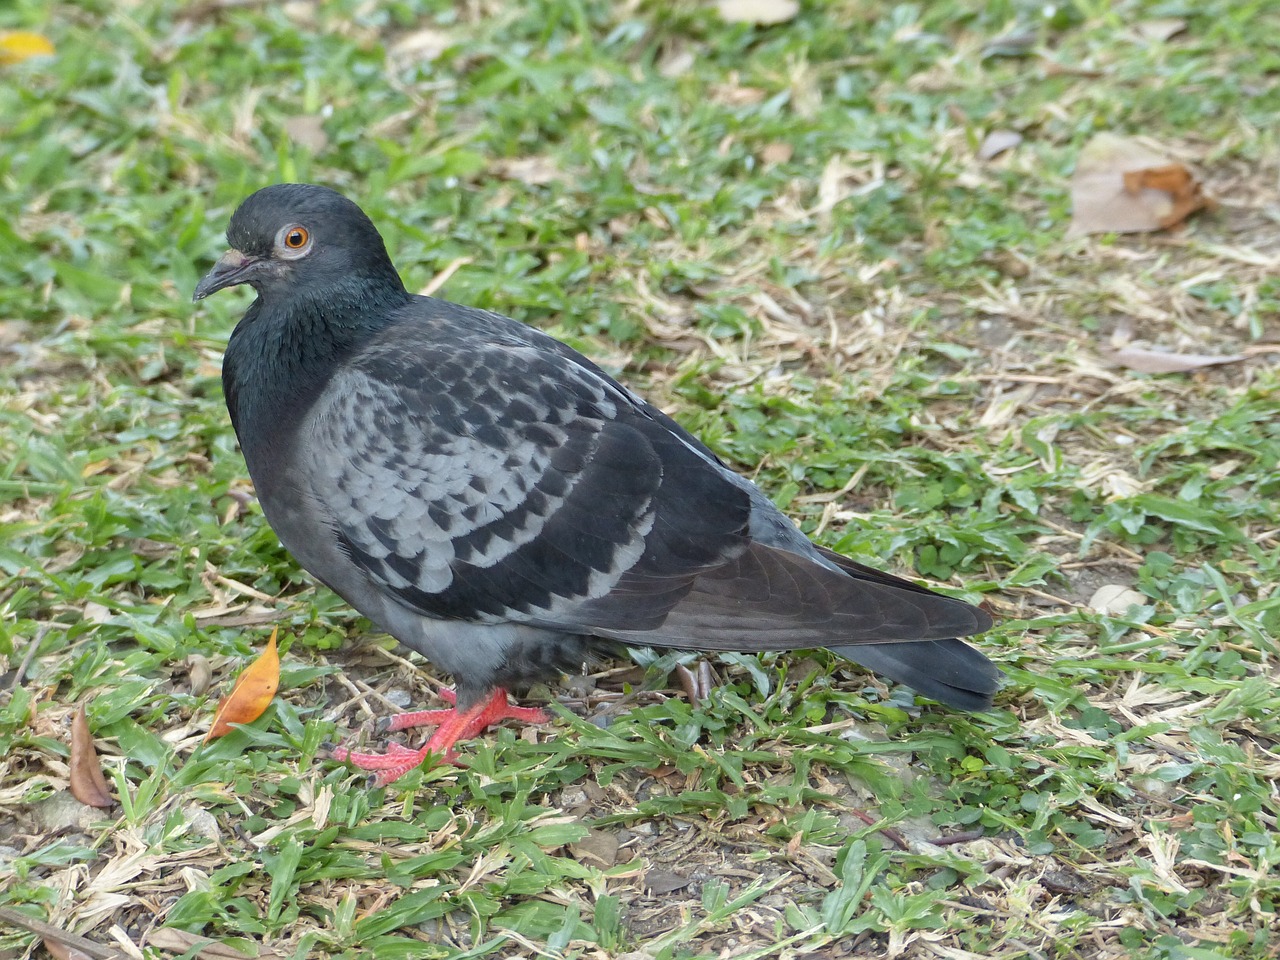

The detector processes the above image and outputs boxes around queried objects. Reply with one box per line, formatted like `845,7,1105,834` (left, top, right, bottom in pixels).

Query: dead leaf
491,156,560,185
642,869,691,894
43,943,96,960
760,141,793,166
658,47,694,78
1135,19,1186,43
83,601,111,624
715,0,799,26
977,129,1022,161
204,628,280,743
709,82,766,106
674,661,714,704
1090,584,1147,615
0,31,55,65
1068,133,1216,236
187,653,213,697
1109,347,1247,374
569,828,619,867
388,27,452,66
69,703,114,809
816,155,856,214
283,115,327,152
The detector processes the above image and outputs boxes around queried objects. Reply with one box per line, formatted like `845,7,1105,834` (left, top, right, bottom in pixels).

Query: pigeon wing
302,328,751,628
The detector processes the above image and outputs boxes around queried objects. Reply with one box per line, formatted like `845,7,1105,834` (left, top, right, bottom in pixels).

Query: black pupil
288,231,304,247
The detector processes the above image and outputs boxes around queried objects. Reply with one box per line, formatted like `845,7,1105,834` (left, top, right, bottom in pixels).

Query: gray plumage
195,183,1000,720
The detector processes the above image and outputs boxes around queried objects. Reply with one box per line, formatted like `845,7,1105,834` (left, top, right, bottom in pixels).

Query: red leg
330,688,548,787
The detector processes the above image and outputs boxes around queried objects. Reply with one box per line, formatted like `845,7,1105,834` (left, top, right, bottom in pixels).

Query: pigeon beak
193,249,259,302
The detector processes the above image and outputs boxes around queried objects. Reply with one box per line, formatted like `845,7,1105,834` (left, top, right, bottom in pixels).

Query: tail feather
814,545,1001,709
828,638,1001,710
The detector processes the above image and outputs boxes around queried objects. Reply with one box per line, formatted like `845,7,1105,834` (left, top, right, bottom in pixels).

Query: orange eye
284,227,309,249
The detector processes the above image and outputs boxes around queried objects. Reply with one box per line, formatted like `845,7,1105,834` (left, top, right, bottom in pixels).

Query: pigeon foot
330,688,548,786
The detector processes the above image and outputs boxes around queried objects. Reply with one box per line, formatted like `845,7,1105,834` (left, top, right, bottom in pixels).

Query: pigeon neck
223,279,411,467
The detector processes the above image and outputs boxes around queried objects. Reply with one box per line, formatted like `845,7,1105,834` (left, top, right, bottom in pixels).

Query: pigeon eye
275,224,312,259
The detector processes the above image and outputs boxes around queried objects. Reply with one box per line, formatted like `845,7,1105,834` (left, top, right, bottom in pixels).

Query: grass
1,0,1278,957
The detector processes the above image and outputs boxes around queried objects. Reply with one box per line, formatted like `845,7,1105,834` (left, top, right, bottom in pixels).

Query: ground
0,1,1278,959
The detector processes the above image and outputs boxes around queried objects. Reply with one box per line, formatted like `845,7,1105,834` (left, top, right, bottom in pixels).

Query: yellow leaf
204,628,280,742
0,32,55,66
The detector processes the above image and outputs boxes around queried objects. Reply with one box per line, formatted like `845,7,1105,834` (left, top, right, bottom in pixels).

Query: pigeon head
193,183,405,303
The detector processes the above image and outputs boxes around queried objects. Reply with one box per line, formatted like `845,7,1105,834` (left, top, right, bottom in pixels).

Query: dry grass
1,2,1279,959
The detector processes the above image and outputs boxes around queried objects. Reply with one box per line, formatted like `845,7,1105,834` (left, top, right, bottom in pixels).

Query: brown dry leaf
1068,133,1215,236
1109,346,1247,374
69,703,113,809
643,868,691,894
977,129,1022,161
569,828,619,867
283,115,327,152
715,0,799,26
204,628,280,742
0,31,55,65
187,653,213,697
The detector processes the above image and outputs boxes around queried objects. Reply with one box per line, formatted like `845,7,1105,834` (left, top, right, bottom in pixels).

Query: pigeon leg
330,688,548,786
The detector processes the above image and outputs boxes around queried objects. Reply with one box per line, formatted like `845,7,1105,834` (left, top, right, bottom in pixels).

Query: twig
845,808,908,850
9,624,50,691
0,907,128,960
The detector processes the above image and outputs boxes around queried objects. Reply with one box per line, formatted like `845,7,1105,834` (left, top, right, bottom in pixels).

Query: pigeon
194,183,999,785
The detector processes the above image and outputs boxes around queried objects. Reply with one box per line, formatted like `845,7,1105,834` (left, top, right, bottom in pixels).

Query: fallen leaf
642,869,691,894
674,661,714,703
83,601,111,624
1090,584,1147,615
760,141,793,165
43,941,96,960
569,828,619,867
1109,346,1247,374
1068,133,1216,236
977,129,1022,161
388,27,452,66
709,82,767,106
283,115,327,152
69,703,113,809
658,47,694,78
715,0,799,26
491,156,560,185
204,628,280,743
816,155,856,214
187,653,213,697
1135,18,1186,43
0,31,55,65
